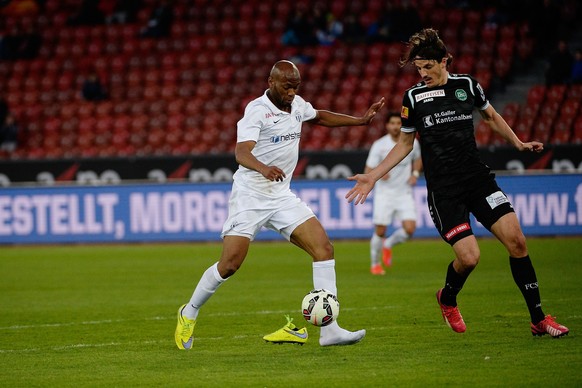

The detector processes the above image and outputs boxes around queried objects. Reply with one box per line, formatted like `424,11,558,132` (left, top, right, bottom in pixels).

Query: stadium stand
0,0,580,160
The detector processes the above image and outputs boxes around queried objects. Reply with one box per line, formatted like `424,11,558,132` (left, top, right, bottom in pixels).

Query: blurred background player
365,112,421,275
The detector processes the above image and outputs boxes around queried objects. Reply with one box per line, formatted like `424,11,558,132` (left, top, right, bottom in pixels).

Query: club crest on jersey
455,89,467,101
295,112,302,122
401,106,409,119
423,115,434,127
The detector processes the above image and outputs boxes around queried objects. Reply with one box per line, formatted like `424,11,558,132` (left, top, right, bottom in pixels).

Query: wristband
412,170,420,178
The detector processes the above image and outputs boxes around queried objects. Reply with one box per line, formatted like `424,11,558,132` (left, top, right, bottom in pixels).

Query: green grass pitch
1,237,581,387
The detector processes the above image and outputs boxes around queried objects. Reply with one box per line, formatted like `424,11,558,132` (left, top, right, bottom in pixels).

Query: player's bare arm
309,97,385,127
479,105,543,153
346,131,416,205
235,140,286,182
365,165,389,180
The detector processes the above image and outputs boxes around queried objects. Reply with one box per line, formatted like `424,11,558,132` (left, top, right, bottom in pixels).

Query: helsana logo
270,132,301,143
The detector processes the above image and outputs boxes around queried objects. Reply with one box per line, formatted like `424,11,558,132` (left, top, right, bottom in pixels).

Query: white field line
1,309,578,354
0,306,395,331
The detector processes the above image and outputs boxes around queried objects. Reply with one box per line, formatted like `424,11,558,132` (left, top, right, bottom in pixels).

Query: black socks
510,255,545,324
440,261,468,307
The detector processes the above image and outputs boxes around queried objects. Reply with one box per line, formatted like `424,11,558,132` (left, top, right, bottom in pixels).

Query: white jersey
366,134,421,194
233,90,317,196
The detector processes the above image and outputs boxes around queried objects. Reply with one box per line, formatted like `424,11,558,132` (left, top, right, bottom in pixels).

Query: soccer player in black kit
346,28,569,337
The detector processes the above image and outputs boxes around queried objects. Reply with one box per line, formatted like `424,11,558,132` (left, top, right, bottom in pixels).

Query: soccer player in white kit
175,60,385,348
365,112,422,275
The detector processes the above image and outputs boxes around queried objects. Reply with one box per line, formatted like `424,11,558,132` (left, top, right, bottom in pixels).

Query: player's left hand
362,97,386,124
520,141,544,152
345,174,375,205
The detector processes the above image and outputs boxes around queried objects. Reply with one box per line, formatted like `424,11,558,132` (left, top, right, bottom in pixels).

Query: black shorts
427,174,515,245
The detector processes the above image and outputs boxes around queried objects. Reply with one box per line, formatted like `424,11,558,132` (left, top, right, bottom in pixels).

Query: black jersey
400,74,491,191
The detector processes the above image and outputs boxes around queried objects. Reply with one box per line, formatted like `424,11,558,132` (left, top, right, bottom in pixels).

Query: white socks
384,228,410,249
312,259,337,294
370,234,383,266
183,262,226,320
313,259,366,346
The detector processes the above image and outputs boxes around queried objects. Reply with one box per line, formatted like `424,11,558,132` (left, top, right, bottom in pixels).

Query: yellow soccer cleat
263,315,308,345
175,304,196,350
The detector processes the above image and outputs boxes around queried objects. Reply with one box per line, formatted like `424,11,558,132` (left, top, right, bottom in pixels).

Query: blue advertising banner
0,174,581,244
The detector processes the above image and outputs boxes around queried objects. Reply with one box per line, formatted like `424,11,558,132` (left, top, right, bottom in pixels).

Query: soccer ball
301,289,340,326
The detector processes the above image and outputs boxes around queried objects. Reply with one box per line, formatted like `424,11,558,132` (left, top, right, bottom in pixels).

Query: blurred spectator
0,21,39,60
367,3,397,43
282,6,317,46
140,0,174,38
545,40,573,86
571,49,582,84
15,23,41,59
0,114,19,152
0,0,39,15
316,13,343,46
106,0,141,24
389,1,422,43
341,14,366,44
81,72,108,101
0,98,18,152
67,0,105,26
0,98,7,128
528,0,561,54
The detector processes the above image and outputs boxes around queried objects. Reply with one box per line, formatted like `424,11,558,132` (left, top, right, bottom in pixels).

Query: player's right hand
262,166,286,182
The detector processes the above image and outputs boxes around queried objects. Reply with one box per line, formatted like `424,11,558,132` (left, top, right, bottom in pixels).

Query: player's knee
313,240,334,261
403,224,416,236
459,250,480,270
507,233,528,257
218,257,244,278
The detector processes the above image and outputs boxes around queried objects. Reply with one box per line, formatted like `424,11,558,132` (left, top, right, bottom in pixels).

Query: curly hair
399,28,453,68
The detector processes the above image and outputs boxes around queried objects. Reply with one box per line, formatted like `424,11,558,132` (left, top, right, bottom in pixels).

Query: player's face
414,58,447,87
386,116,402,138
268,73,301,109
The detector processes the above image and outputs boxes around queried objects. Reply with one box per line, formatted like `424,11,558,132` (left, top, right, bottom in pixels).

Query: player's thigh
467,179,514,232
396,194,416,221
221,188,270,241
289,217,333,261
428,190,473,245
372,193,396,226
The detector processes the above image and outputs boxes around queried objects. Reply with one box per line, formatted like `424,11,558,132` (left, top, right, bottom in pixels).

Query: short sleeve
236,103,264,143
400,92,416,133
471,75,489,110
302,100,317,122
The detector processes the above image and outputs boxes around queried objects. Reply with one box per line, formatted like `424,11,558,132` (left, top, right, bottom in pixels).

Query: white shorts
372,189,416,226
221,184,315,241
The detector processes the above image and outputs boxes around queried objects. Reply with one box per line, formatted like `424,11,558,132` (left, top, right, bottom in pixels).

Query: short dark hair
399,28,453,68
386,112,401,121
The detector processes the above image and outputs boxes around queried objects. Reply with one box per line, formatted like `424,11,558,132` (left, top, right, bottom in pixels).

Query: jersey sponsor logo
270,132,301,143
455,89,468,101
486,191,509,209
476,83,486,101
401,106,409,119
433,110,472,124
423,115,434,127
415,89,445,102
265,112,284,119
444,222,471,241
